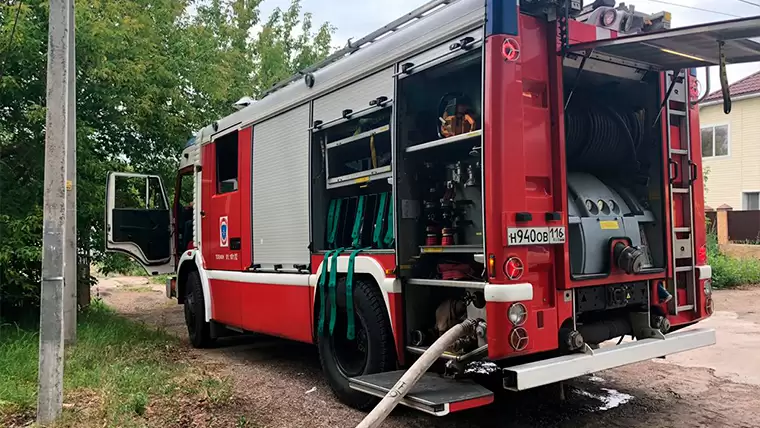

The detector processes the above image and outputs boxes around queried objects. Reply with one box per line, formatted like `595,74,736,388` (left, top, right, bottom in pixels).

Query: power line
638,0,743,18
0,1,23,82
735,0,760,8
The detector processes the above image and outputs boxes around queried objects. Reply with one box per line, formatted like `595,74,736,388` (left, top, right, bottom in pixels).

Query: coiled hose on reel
565,101,646,176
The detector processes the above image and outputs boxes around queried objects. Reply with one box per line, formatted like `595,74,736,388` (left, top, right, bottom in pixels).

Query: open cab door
105,172,174,275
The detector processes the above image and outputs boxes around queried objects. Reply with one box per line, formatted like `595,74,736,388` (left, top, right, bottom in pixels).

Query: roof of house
703,70,760,102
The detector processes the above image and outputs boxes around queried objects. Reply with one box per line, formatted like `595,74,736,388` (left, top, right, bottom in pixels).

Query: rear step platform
349,370,494,416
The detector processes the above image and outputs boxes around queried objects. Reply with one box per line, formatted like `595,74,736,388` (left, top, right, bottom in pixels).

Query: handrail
259,0,455,98
694,66,711,106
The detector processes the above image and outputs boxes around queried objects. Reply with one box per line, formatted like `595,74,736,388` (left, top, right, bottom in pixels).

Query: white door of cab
105,172,174,275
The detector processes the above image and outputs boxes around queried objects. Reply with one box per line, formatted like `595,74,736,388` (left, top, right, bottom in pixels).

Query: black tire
183,271,214,348
317,277,397,410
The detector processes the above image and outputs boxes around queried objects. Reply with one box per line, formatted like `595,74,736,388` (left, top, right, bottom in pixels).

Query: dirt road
98,277,760,428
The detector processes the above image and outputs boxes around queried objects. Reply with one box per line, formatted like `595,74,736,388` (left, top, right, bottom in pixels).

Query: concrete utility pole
63,0,77,345
38,0,71,423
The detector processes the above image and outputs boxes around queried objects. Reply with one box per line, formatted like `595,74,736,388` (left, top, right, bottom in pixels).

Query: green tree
0,0,333,320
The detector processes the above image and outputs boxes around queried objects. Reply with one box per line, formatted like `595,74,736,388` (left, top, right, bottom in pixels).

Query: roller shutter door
252,104,311,269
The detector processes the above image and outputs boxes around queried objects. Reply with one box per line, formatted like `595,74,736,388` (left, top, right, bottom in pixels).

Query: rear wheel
184,271,214,348
317,277,396,410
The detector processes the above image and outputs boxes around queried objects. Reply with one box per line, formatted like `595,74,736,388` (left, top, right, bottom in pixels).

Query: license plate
507,227,566,246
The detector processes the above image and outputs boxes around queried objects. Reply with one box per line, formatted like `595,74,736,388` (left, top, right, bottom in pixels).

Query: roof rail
259,0,456,98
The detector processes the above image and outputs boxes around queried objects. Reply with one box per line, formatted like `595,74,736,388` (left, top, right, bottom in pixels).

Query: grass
152,274,173,285
0,301,236,427
707,232,760,288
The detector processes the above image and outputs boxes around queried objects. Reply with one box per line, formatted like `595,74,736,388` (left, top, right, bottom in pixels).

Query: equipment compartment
563,68,667,277
395,50,484,277
311,106,394,252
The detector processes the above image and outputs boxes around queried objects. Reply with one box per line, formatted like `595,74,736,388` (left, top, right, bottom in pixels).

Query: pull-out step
349,370,494,416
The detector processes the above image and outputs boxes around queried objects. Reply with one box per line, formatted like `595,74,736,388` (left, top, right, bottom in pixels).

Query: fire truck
105,0,760,416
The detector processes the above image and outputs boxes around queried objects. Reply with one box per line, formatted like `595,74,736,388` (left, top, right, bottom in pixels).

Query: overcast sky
256,0,760,90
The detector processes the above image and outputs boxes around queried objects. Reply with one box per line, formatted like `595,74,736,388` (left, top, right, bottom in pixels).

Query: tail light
510,327,529,351
704,279,712,296
690,77,701,102
508,303,528,326
488,254,496,278
601,9,617,27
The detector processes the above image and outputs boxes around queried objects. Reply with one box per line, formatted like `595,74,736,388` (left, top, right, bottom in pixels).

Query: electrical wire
735,0,760,8
0,1,23,82
637,0,742,18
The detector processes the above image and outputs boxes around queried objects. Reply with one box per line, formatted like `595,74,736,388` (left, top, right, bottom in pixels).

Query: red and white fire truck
105,0,760,416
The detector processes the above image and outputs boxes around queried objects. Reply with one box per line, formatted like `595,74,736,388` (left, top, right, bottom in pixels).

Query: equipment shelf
326,124,391,150
419,244,482,254
405,129,482,153
326,165,392,189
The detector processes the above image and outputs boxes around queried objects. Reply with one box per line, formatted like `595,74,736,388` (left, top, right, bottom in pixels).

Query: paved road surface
98,277,760,428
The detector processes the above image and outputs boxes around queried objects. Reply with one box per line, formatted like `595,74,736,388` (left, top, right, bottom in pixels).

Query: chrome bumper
502,328,716,391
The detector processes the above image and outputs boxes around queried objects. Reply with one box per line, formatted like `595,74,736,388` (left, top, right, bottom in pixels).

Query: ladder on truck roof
664,70,697,315
259,0,456,98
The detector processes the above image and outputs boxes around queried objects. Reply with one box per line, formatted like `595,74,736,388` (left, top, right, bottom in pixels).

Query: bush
0,212,44,322
707,231,760,288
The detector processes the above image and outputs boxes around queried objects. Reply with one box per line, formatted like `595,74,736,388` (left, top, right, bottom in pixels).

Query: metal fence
77,250,91,308
727,210,760,243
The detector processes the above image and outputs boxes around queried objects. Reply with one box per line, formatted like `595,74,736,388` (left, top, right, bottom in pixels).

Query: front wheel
183,271,215,348
317,277,396,410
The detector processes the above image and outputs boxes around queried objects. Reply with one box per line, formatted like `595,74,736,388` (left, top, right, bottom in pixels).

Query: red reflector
690,78,701,102
502,38,521,62
601,9,617,26
697,245,707,265
504,257,524,280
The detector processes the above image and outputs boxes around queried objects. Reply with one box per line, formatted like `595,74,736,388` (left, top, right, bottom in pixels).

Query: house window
216,132,239,194
744,192,760,210
701,125,729,158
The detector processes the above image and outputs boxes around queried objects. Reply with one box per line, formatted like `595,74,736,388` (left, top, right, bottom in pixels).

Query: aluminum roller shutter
313,67,394,125
252,104,310,269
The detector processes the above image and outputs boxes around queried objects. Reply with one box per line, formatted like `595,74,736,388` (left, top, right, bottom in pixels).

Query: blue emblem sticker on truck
219,216,229,247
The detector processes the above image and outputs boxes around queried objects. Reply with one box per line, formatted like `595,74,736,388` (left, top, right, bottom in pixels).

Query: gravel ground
97,277,760,428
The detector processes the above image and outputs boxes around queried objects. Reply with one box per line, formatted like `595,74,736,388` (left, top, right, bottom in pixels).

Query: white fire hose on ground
355,319,479,428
